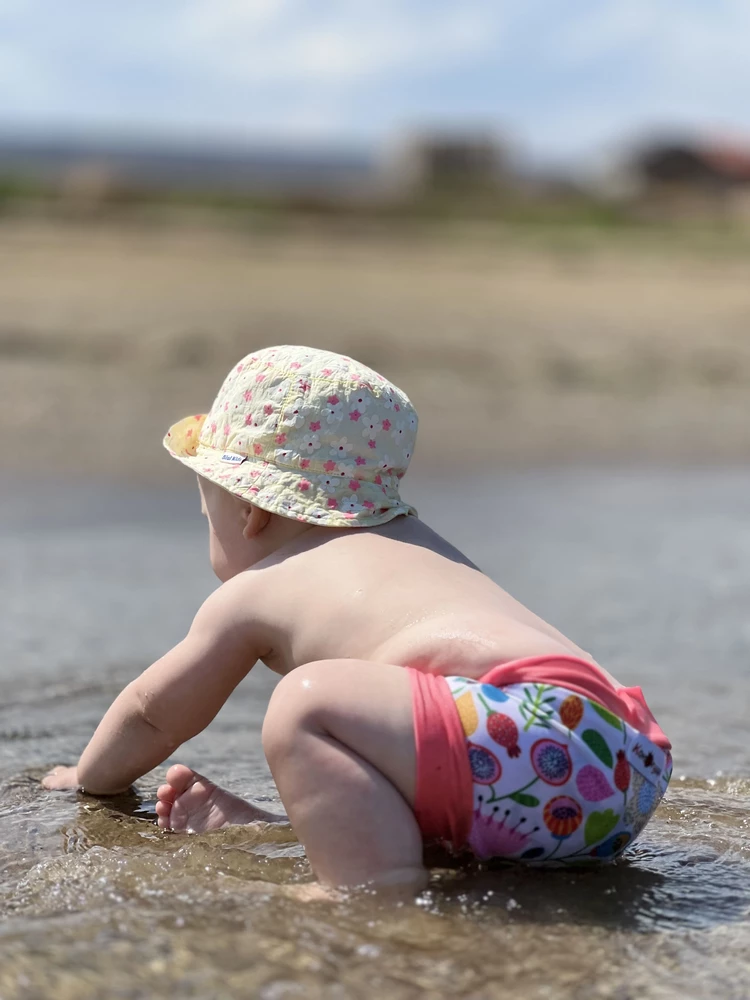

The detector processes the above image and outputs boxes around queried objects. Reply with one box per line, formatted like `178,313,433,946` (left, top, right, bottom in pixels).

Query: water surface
1,468,749,999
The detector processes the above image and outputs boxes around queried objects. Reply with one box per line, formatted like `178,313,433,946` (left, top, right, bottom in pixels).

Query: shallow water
1,468,749,999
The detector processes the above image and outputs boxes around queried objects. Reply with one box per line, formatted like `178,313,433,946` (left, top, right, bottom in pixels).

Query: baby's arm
43,579,264,794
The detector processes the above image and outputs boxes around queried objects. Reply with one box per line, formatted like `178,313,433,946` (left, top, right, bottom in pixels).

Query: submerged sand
2,218,750,481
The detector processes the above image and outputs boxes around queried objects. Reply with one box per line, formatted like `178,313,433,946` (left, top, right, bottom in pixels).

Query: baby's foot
156,764,285,833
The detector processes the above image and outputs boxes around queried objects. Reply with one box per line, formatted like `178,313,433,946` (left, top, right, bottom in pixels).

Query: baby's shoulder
195,568,268,630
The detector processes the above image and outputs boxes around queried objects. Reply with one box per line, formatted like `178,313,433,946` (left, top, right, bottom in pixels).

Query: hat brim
163,414,417,529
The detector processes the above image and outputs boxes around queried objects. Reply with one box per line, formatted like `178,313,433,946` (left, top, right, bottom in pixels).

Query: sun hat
163,345,418,528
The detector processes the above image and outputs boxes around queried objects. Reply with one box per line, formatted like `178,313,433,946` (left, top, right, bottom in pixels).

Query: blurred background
5,8,750,998
2,0,750,480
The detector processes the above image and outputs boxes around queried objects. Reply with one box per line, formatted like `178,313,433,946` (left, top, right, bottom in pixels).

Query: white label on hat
220,452,247,465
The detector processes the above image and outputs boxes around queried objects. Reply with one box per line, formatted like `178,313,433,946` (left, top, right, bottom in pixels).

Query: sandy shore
2,218,750,482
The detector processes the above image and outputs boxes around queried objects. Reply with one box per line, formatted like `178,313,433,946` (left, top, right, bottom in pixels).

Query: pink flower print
275,433,287,445
325,397,343,424
349,410,361,422
355,456,367,467
322,367,333,376
253,444,263,456
244,413,253,426
243,389,253,403
363,500,375,509
327,498,338,508
223,424,230,436
348,479,360,491
382,418,392,432
236,364,244,372
298,479,311,492
323,459,337,473
361,416,381,438
255,374,266,383
286,399,305,428
302,433,321,454
374,474,382,485
467,808,535,861
290,361,301,370
340,495,362,514
210,421,217,434
329,437,353,460
310,420,321,432
391,421,406,445
319,474,338,494
263,404,274,417
186,428,193,438
368,439,377,449
300,458,311,470
224,402,229,411
298,379,311,393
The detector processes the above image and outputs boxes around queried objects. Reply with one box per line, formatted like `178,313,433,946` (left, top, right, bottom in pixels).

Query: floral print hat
163,345,418,528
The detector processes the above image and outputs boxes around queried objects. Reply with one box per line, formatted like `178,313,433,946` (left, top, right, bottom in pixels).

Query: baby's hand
42,765,80,790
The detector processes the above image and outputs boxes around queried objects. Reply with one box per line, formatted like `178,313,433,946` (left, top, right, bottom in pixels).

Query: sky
0,0,749,165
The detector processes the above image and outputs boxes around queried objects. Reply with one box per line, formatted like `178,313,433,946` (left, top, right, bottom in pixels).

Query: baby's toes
157,782,177,805
165,763,199,796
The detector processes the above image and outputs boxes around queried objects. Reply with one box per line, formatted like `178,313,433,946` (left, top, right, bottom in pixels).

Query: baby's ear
242,503,271,540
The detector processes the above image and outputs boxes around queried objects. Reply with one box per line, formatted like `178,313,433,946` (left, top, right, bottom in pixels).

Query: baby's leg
262,659,424,892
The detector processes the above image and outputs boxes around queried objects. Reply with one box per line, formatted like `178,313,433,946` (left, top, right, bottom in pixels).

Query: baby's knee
262,661,338,765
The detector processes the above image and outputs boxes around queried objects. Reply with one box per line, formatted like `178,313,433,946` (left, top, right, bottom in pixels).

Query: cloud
1,1,750,159
172,0,502,86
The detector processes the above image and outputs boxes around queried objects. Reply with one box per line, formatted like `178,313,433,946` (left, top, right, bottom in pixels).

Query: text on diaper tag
220,452,247,465
631,741,664,781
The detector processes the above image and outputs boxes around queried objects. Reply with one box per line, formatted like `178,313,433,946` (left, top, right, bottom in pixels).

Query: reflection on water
1,469,749,999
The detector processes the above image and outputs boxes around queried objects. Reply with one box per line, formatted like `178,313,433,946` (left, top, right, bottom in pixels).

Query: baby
43,345,672,892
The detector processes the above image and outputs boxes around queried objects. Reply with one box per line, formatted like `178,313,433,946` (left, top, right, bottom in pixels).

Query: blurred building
595,137,750,222
388,133,510,195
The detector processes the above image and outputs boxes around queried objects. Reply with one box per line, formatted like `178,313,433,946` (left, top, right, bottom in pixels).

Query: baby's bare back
249,516,601,681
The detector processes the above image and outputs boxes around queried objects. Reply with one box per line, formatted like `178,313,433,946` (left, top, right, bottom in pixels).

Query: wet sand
2,219,750,481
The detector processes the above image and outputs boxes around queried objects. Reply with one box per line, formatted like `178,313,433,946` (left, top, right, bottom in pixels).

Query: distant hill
0,135,378,195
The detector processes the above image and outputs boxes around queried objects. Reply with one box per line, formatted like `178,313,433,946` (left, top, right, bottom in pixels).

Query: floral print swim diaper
446,677,672,864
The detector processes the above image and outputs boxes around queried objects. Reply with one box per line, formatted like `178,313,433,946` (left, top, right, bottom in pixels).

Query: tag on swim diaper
629,739,671,794
220,452,247,465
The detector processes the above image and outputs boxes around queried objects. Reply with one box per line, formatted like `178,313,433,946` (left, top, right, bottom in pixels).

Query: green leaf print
588,701,624,731
581,729,614,768
584,809,618,846
519,683,556,731
508,792,541,807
